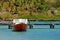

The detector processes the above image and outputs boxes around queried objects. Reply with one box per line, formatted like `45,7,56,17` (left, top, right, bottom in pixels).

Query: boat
13,19,28,31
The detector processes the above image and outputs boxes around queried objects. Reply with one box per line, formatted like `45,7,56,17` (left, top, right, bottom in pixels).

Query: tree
55,0,60,8
0,6,2,11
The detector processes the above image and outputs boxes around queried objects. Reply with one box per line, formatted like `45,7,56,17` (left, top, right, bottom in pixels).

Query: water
0,21,60,40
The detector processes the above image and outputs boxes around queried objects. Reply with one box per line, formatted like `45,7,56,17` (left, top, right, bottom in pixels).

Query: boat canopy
13,19,28,25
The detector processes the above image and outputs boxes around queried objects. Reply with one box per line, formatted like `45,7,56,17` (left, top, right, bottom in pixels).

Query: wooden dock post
28,20,33,29
50,24,54,29
8,24,11,29
29,24,33,29
8,21,12,29
8,24,13,29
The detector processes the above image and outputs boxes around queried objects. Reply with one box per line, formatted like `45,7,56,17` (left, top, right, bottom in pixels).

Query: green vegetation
0,0,60,21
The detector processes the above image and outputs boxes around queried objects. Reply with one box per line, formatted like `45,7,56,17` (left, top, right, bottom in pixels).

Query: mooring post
29,24,33,29
8,24,12,29
50,24,54,29
28,20,33,29
8,24,11,29
8,21,13,29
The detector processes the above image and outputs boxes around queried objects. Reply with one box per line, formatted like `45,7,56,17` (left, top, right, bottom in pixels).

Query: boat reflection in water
12,19,28,31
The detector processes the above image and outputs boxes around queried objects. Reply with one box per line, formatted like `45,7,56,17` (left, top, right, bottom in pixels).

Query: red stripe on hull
13,23,27,31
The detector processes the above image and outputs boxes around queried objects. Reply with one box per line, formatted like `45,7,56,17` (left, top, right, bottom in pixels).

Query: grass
18,13,60,20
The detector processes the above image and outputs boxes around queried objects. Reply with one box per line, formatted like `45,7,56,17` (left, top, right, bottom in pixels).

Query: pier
28,24,55,29
28,20,60,29
0,21,13,29
0,20,60,29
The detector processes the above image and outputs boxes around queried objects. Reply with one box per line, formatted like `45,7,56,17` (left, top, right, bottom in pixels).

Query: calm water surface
0,21,60,40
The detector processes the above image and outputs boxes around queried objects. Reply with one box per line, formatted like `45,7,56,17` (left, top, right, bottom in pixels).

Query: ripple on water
0,25,60,40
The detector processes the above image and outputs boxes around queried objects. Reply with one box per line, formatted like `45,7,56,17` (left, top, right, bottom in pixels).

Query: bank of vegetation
0,0,60,21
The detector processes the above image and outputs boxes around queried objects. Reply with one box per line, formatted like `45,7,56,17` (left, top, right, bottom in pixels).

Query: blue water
0,21,60,40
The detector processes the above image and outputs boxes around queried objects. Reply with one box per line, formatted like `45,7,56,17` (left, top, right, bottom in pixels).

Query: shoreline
1,20,60,22
28,20,60,21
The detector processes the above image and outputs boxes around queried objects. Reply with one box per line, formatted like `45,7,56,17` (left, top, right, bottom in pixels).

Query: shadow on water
12,30,27,32
28,28,60,29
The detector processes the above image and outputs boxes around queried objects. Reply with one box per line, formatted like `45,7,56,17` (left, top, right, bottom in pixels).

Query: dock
0,20,60,29
28,20,60,29
0,21,13,29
